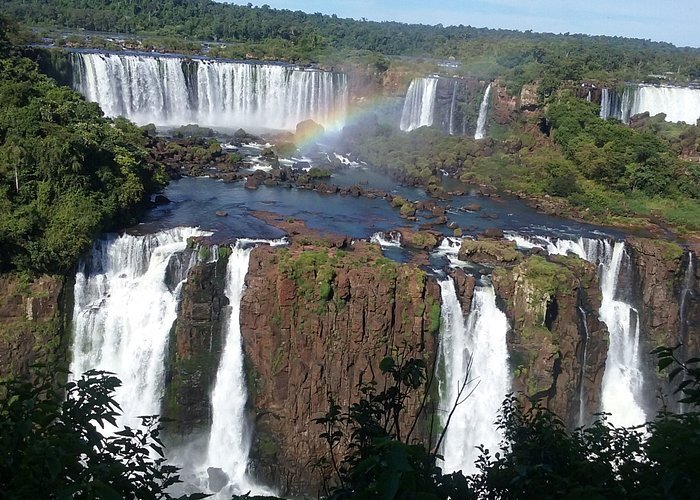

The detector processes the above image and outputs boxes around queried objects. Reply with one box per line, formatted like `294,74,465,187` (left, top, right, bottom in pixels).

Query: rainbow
292,92,403,149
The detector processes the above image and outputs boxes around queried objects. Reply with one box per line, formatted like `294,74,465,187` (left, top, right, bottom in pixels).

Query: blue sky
227,0,699,48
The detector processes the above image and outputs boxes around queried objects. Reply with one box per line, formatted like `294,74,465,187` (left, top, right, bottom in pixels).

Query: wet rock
239,245,439,495
207,467,229,493
462,203,481,212
458,238,520,264
398,229,440,250
154,194,171,205
316,183,339,195
349,185,363,197
481,228,504,239
215,210,228,217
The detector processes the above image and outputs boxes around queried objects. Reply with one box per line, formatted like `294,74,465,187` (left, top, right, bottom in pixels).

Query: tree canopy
0,17,166,274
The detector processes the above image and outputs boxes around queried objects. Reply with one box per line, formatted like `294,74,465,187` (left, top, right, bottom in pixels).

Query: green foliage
5,1,700,86
428,300,441,335
547,92,697,200
0,369,205,499
314,354,470,499
0,33,165,273
471,346,700,499
278,250,337,305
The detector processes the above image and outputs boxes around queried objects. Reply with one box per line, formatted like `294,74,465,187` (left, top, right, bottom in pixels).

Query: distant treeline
5,0,700,87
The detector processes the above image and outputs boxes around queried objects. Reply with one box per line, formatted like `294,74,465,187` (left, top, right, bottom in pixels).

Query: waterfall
627,85,700,125
438,278,510,474
448,82,458,136
600,88,622,120
70,51,348,130
202,238,286,496
506,234,648,426
679,252,695,346
204,244,254,493
613,84,700,125
597,242,646,426
400,77,438,132
70,227,207,430
678,252,695,413
586,90,592,102
577,306,590,427
620,86,634,124
474,83,492,140
370,231,402,248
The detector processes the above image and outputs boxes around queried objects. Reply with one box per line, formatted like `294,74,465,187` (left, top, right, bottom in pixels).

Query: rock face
239,244,440,496
164,254,230,437
492,255,607,426
0,274,72,381
432,77,486,136
626,237,700,410
491,80,518,125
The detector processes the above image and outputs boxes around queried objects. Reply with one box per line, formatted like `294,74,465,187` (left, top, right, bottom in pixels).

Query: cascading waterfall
474,83,492,140
597,242,647,426
676,251,695,413
679,252,695,346
505,233,648,427
627,85,700,125
202,238,286,495
448,82,458,136
577,306,590,427
70,51,348,130
599,88,622,120
370,231,402,248
204,244,254,493
438,278,510,474
70,227,207,430
602,84,700,124
400,77,438,132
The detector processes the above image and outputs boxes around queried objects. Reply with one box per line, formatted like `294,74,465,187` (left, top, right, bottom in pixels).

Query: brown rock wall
492,255,607,427
0,274,71,381
239,245,439,495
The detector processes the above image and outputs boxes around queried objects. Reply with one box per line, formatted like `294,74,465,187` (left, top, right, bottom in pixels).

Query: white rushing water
438,278,510,474
71,52,348,130
627,85,700,125
448,81,458,136
370,231,402,248
70,227,207,430
474,83,492,140
599,84,700,124
577,306,590,427
201,238,286,496
599,88,620,120
679,252,695,344
505,233,648,426
400,77,439,132
204,244,255,493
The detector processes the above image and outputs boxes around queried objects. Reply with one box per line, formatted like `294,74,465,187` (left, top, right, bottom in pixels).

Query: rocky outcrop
458,238,522,265
626,237,700,410
492,255,607,427
626,237,686,347
492,80,518,125
239,243,440,495
163,253,230,437
432,77,487,136
0,274,72,381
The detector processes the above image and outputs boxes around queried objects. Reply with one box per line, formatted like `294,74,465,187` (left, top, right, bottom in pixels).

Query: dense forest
0,16,165,274
1,2,700,498
4,0,700,88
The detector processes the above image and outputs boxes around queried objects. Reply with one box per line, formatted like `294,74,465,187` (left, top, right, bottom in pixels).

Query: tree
0,369,207,499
